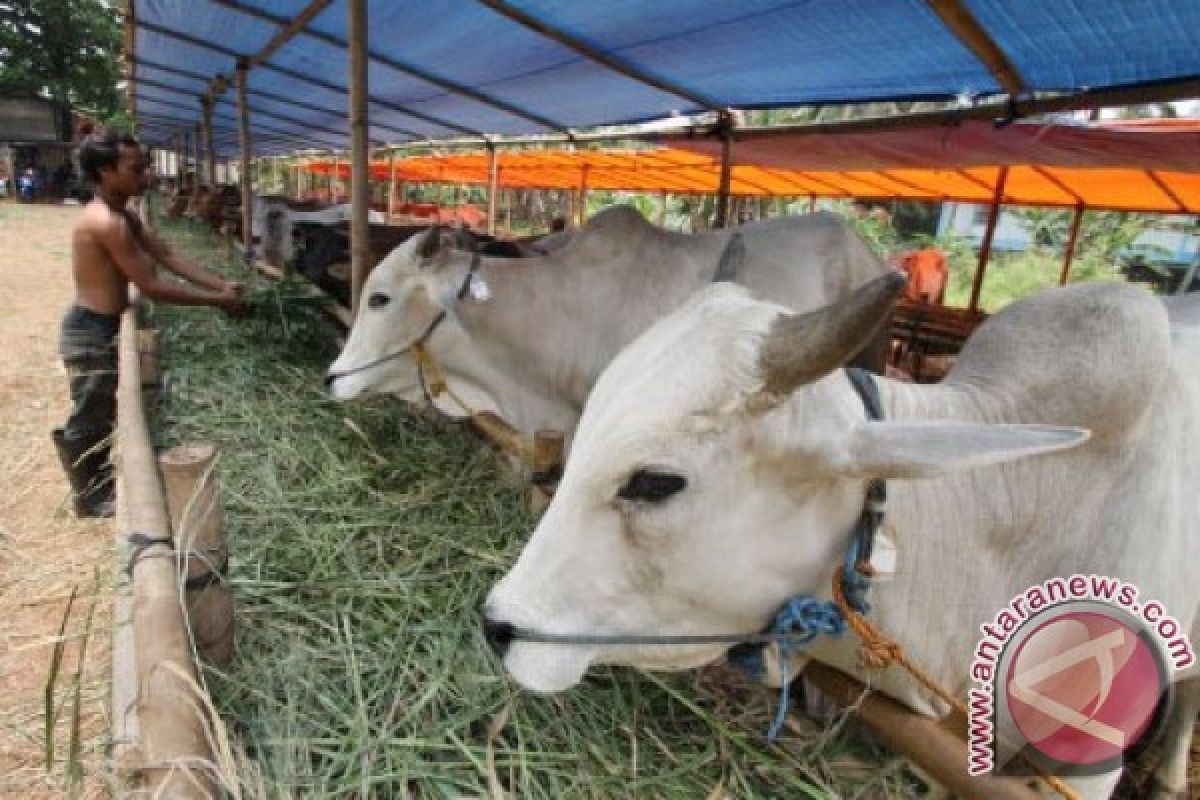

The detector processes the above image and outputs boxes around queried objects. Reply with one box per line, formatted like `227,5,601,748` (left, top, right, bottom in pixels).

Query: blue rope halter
729,367,886,739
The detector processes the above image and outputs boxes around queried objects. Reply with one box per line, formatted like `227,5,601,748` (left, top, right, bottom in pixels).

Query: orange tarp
298,121,1200,214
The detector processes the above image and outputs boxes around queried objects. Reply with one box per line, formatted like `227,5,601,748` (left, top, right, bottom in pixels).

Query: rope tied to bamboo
830,564,1081,800
124,532,229,589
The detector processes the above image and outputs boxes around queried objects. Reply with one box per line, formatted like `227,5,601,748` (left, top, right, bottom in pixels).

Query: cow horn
758,272,907,395
418,225,443,259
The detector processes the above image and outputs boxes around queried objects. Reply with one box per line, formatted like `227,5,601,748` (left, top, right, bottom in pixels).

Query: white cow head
326,226,482,400
484,274,1088,692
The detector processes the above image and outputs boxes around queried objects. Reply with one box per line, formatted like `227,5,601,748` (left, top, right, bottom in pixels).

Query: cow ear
416,225,459,265
844,421,1089,479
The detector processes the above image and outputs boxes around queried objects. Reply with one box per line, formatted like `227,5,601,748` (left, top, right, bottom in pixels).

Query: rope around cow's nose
507,595,847,741
326,253,480,383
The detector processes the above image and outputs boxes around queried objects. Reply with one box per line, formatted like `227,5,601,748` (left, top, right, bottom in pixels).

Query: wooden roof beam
1029,165,1086,205
134,93,348,148
130,56,423,140
1146,170,1190,214
925,0,1024,96
135,113,330,150
207,0,573,136
127,15,485,138
203,0,333,105
476,0,727,115
137,76,392,144
658,78,1200,142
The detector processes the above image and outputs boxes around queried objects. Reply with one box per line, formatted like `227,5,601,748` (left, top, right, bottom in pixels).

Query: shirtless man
53,130,245,518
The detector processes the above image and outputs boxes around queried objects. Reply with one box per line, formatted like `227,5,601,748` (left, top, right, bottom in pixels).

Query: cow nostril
482,617,516,658
324,372,337,388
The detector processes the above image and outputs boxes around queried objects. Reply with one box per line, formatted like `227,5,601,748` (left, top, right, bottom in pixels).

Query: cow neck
453,251,604,406
806,377,1072,713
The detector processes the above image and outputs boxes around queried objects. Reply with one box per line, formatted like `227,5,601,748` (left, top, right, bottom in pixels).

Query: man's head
78,131,150,196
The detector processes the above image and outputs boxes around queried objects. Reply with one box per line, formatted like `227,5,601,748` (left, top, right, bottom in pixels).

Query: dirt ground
0,202,111,799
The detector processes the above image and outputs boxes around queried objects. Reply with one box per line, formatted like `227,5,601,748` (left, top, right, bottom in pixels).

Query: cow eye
368,292,390,309
617,469,686,503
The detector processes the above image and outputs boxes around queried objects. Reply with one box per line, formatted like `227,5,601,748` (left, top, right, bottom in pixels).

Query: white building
936,203,1200,266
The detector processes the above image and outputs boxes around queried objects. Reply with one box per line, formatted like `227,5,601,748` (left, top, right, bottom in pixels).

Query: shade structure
295,120,1200,214
129,1,1200,156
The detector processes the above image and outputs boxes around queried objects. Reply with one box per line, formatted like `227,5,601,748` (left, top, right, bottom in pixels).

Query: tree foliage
0,0,124,130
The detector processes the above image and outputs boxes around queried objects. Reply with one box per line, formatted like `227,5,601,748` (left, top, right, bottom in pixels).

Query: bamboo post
137,328,159,376
236,62,254,257
138,328,161,417
528,428,564,515
387,149,397,220
715,113,734,228
124,0,137,130
576,164,589,228
486,142,499,235
1058,205,1084,285
803,663,1040,800
348,0,370,315
532,430,564,486
191,125,201,210
809,194,817,213
201,97,215,188
1178,229,1200,294
159,444,235,667
968,166,1009,312
116,308,215,798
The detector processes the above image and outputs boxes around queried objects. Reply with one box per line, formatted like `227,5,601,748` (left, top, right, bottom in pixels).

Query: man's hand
216,283,249,317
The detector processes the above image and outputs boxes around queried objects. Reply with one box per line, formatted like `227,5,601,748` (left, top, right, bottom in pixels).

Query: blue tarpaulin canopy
129,0,1200,156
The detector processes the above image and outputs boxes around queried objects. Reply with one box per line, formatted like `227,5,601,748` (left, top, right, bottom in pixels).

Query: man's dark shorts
59,304,120,443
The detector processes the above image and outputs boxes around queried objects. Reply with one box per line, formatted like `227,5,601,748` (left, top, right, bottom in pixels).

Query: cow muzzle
482,616,515,658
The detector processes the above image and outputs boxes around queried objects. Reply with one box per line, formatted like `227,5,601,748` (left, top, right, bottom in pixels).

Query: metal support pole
486,142,499,235
1058,205,1085,285
348,0,370,315
809,194,817,213
968,165,1009,312
658,190,667,226
236,63,254,257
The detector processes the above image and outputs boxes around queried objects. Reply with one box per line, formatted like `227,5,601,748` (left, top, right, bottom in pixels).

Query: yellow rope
410,344,538,467
831,565,1082,800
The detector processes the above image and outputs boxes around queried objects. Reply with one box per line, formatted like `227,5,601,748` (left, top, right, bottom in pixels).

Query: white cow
485,277,1199,798
326,206,888,451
